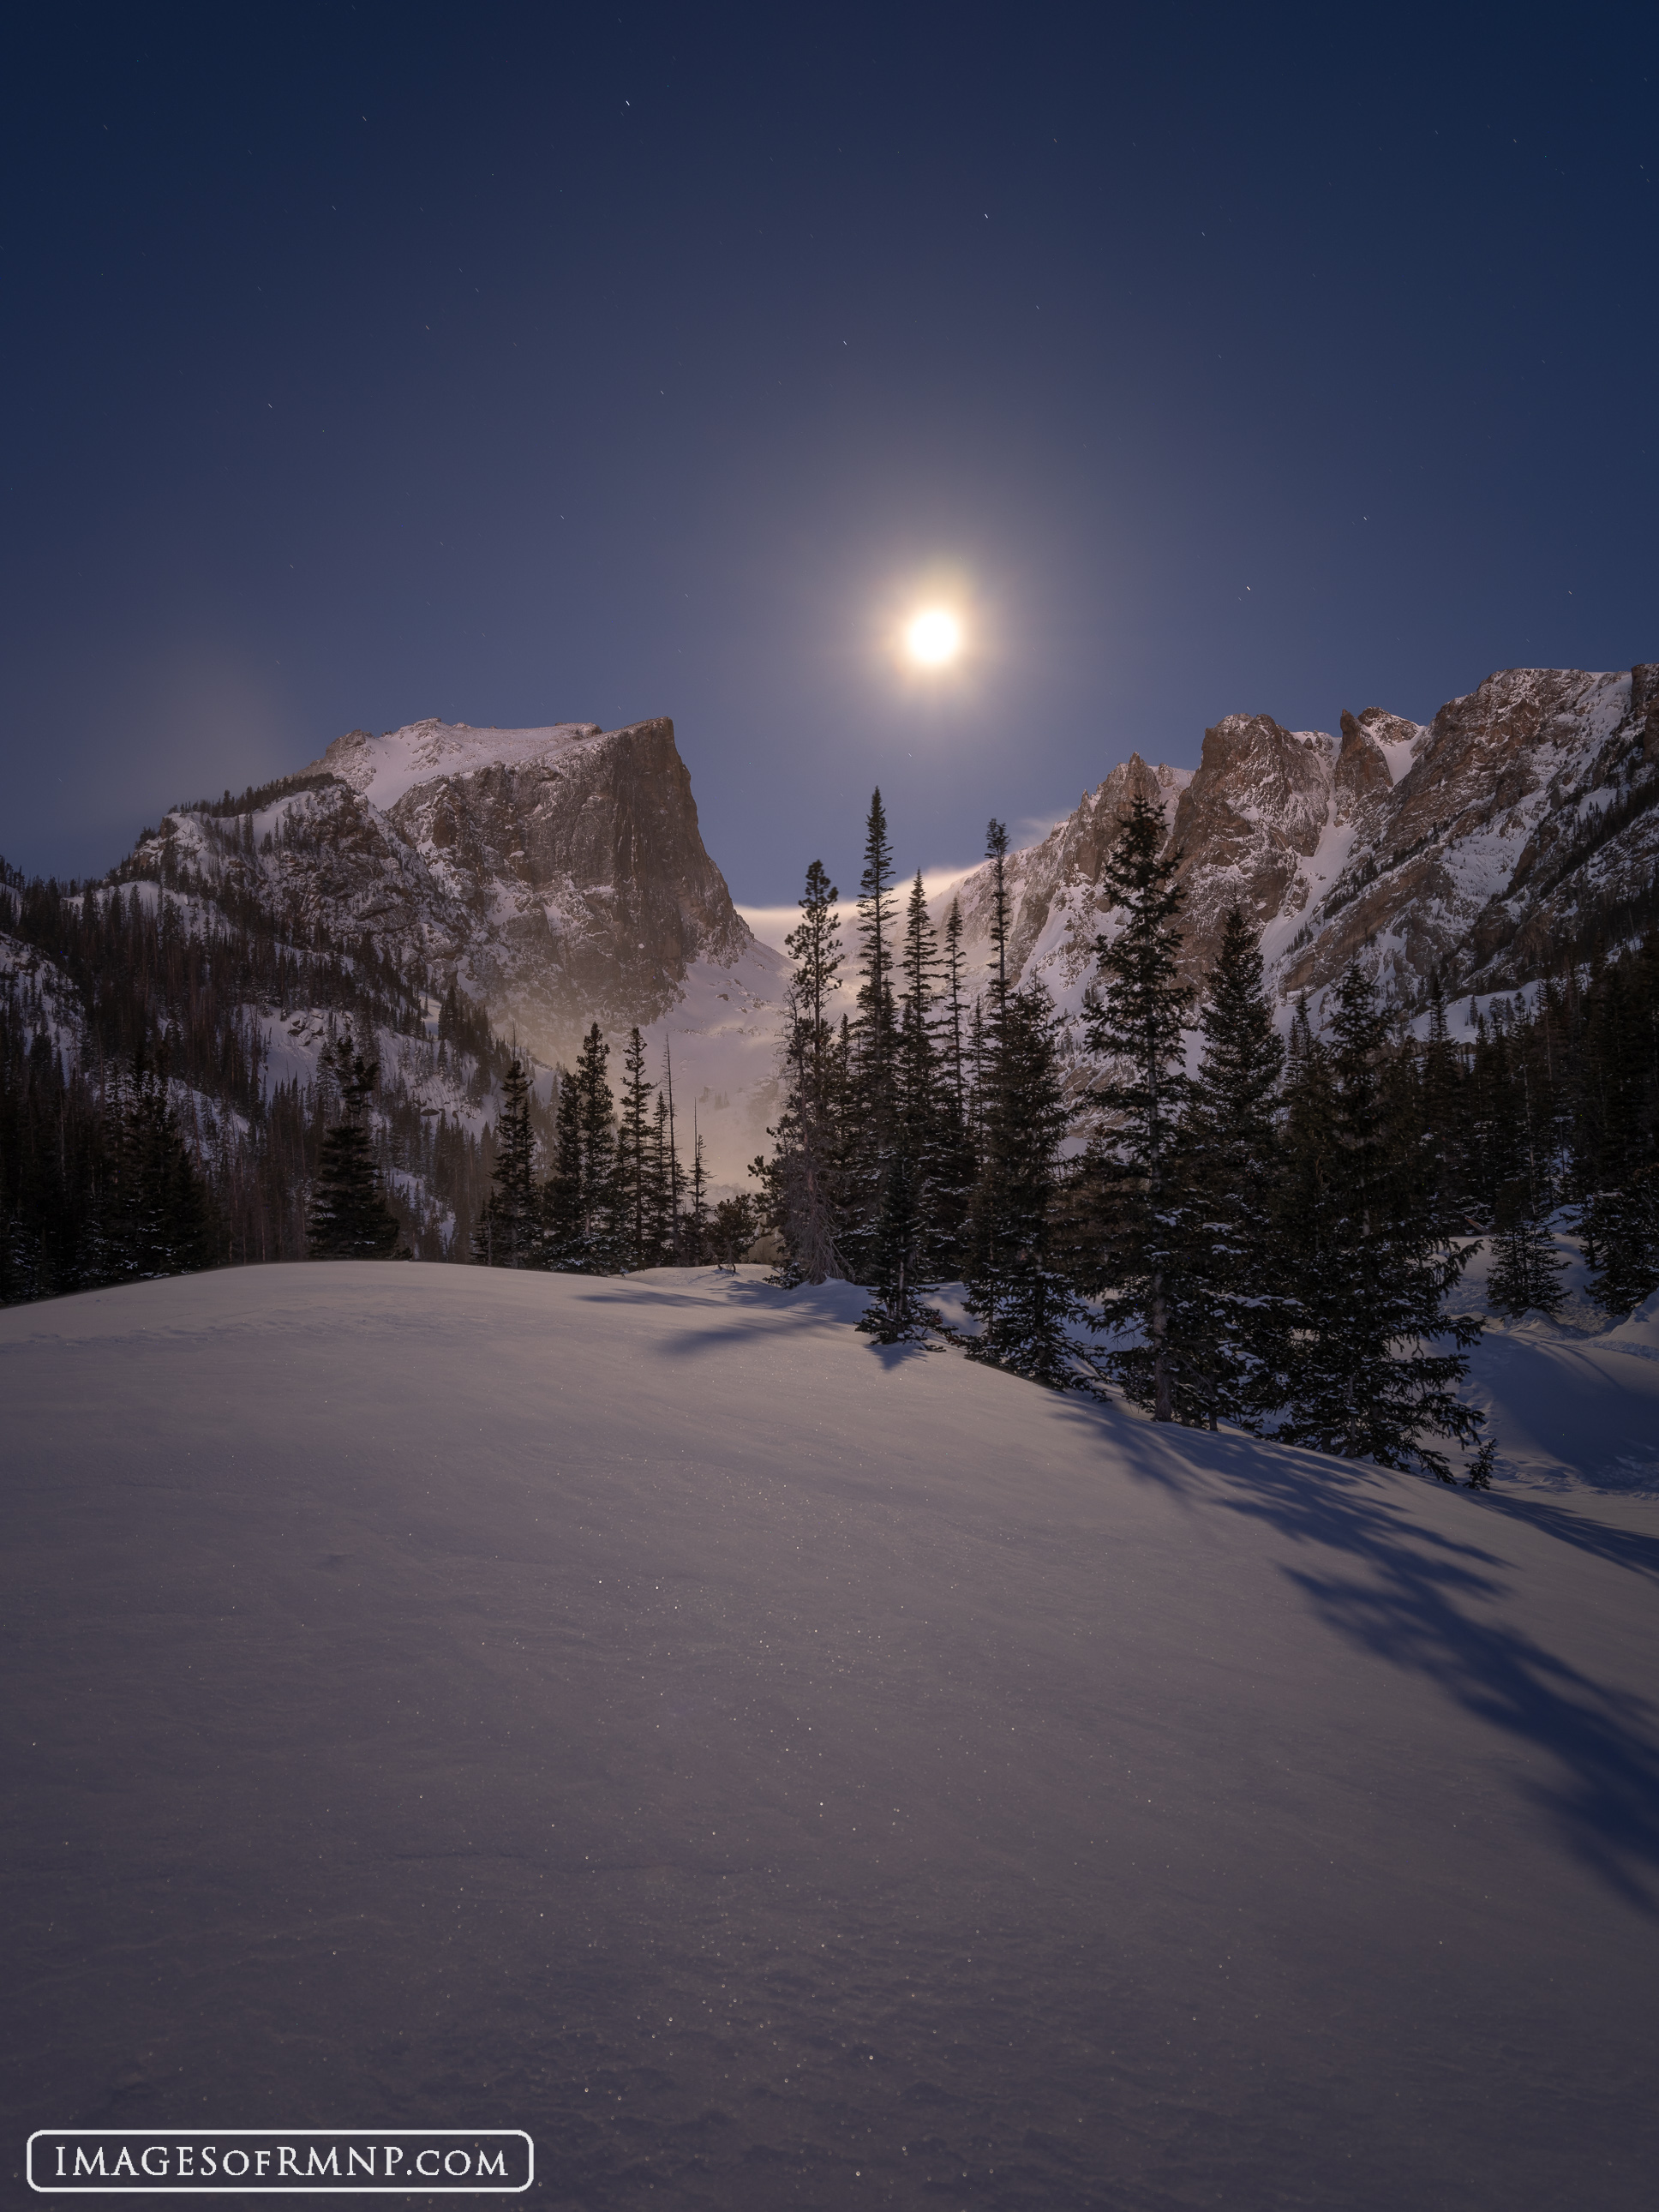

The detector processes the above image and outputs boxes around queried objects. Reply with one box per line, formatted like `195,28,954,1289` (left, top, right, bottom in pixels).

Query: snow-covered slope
3,1265,1654,2209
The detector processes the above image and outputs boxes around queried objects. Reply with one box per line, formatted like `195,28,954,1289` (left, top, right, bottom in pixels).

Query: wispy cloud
734,863,985,953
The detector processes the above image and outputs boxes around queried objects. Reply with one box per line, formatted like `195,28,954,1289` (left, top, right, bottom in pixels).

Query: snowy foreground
3,1267,1657,2210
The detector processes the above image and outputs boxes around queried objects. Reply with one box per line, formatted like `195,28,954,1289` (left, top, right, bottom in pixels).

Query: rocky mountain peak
936,662,1658,1035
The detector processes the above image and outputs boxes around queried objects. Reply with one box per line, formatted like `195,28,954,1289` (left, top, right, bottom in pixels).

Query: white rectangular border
25,2130,535,2194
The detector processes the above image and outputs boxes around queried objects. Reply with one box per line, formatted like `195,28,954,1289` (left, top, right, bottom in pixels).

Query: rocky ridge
940,664,1659,1028
75,664,1659,1198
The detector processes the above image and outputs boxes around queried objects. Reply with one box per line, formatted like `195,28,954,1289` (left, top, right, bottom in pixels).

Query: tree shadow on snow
1051,1400,1659,1915
1477,1494,1659,1585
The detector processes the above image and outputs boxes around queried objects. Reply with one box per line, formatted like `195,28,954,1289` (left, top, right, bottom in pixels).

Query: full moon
905,607,963,666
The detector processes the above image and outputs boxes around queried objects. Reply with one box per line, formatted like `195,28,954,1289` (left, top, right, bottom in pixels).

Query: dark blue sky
3,3,1655,897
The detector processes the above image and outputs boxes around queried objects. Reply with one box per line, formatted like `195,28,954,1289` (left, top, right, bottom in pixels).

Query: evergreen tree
855,791,900,1092
1488,1202,1567,1318
764,860,847,1281
682,1127,710,1264
964,980,1085,1385
660,1038,683,1261
859,1149,930,1341
1418,969,1470,1244
473,1057,542,1268
1590,1166,1659,1316
542,1024,619,1272
1275,966,1485,1478
927,892,978,1279
99,1056,214,1283
308,1033,404,1259
841,792,901,1280
614,1027,660,1269
1081,793,1193,1421
710,1191,761,1265
648,1090,680,1264
1171,906,1285,1428
941,895,969,1118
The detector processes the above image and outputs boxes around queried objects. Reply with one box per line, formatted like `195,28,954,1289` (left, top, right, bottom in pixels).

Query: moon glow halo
904,607,963,667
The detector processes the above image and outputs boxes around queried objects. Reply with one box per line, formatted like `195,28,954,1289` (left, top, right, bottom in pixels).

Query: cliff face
941,665,1659,1022
119,716,785,1183
304,716,764,1062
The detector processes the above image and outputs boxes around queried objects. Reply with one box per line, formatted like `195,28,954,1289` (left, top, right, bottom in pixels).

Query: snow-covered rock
118,716,788,1184
937,663,1659,1028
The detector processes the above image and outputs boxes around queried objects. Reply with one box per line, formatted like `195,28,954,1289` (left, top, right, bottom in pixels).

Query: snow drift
3,1264,1656,2209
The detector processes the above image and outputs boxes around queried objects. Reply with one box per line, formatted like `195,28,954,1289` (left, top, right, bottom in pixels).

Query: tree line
0,854,509,1302
750,788,1659,1482
471,1023,762,1272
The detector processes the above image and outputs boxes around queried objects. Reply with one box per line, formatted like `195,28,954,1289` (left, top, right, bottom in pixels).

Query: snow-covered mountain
117,716,787,1184
940,663,1659,1028
21,662,1650,1225
4,1262,1655,2207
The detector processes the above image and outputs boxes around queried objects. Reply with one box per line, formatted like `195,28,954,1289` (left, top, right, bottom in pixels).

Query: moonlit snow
3,1264,1656,2208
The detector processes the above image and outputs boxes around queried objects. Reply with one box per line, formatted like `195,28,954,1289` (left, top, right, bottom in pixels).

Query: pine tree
1590,1166,1659,1316
1418,969,1470,1244
858,1148,930,1341
98,1056,214,1283
841,792,901,1280
1275,965,1485,1479
964,980,1085,1385
648,1090,679,1264
1171,906,1285,1428
1081,792,1193,1421
926,891,978,1280
473,1057,542,1268
941,895,969,1119
542,1024,619,1272
855,791,900,1089
614,1027,658,1269
984,818,1012,1000
660,1037,683,1262
710,1191,761,1265
1488,1202,1567,1318
682,1127,710,1263
308,1033,404,1259
765,860,847,1281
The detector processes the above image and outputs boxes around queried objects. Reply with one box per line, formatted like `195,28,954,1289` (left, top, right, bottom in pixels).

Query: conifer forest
6,782,1659,1489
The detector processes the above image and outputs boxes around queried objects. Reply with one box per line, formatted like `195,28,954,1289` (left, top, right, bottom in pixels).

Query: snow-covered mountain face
91,665,1655,1193
940,665,1659,1027
121,716,787,1183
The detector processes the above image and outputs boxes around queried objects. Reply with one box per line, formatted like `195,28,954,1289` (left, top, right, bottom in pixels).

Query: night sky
3,3,1655,902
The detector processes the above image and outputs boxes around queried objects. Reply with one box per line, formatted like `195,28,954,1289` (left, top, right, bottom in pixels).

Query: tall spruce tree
682,1126,710,1264
859,872,946,1339
1590,1166,1659,1315
1488,1202,1567,1317
1171,905,1285,1428
1418,970,1471,1244
1275,965,1485,1478
660,1038,683,1261
473,1057,542,1268
964,979,1084,1384
765,860,847,1282
614,1027,659,1269
99,1056,214,1283
308,1033,404,1259
648,1090,680,1265
1081,793,1193,1421
542,1024,619,1272
842,790,900,1280
941,895,970,1118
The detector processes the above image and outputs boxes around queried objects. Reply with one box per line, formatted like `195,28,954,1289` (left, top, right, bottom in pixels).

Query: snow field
2,1262,1656,2209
